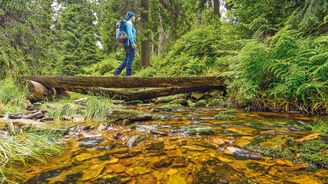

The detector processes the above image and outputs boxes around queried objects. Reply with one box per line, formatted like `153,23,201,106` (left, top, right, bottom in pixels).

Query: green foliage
0,124,62,182
226,29,328,113
84,97,113,120
84,55,118,76
0,78,28,114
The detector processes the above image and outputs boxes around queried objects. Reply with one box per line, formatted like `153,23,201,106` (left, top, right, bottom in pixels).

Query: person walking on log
114,12,137,77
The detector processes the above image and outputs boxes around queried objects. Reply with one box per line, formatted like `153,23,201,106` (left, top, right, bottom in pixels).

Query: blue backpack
116,20,128,43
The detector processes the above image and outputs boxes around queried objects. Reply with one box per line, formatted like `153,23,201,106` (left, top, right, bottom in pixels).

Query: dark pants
114,45,136,76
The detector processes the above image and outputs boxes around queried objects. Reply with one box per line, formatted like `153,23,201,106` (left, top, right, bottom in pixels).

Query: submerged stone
25,166,70,184
192,159,248,184
146,141,165,150
64,172,83,183
153,157,174,169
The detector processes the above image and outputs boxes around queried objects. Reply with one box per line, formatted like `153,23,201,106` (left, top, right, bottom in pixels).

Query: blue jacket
125,20,136,46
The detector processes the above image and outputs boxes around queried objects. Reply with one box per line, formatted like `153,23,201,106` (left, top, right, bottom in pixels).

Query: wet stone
150,129,168,136
8,114,23,119
125,100,144,106
98,144,117,151
192,159,248,184
146,141,165,150
23,111,43,119
79,136,103,148
224,147,262,160
39,117,54,122
127,135,146,148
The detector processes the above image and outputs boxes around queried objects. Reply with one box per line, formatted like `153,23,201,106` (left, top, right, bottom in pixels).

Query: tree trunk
158,14,166,55
24,76,225,89
70,86,225,101
140,0,151,67
213,0,221,18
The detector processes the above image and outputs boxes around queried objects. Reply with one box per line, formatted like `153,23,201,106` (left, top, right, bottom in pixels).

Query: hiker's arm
126,22,136,46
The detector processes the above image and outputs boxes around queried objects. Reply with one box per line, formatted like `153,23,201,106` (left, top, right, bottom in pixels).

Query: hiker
114,12,137,77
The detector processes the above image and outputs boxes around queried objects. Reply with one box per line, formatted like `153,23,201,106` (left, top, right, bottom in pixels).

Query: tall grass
0,78,28,114
0,124,62,183
49,104,76,120
84,97,113,120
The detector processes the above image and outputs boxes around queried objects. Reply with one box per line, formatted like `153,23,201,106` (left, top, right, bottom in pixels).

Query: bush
0,78,28,114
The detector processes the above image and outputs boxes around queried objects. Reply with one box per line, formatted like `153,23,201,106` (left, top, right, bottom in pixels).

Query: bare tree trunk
158,14,166,55
140,0,151,67
213,0,221,18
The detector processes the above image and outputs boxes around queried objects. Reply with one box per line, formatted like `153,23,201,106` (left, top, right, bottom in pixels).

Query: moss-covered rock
169,99,189,107
187,126,215,135
214,109,238,120
194,100,207,107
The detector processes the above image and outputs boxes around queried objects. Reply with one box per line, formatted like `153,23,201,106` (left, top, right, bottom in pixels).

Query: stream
12,103,328,184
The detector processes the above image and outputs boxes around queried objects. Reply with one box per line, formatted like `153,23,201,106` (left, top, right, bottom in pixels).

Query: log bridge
23,76,226,101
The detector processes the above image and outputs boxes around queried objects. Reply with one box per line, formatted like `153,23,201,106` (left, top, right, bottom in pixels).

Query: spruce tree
59,3,100,75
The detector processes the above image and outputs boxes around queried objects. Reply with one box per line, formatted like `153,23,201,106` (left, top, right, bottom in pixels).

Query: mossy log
24,76,225,89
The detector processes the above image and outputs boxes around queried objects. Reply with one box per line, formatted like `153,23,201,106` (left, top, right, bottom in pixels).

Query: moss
169,99,189,106
187,126,215,135
214,110,238,120
109,109,143,120
214,114,236,120
300,140,328,154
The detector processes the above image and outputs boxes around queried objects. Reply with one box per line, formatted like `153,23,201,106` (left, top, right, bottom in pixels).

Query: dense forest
0,0,328,183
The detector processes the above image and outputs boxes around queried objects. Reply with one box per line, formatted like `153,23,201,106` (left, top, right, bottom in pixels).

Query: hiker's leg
125,46,136,76
114,46,129,75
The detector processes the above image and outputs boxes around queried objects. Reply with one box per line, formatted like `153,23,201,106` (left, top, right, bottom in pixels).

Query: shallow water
13,105,328,184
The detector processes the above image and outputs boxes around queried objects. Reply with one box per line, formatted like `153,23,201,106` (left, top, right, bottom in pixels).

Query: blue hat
125,12,135,20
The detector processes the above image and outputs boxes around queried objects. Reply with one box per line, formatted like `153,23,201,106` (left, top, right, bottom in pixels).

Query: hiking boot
113,71,119,76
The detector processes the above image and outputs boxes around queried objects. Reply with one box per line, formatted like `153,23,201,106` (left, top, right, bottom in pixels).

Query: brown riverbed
11,104,328,184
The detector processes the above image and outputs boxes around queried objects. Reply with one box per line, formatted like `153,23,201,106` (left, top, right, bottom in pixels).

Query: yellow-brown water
13,105,328,184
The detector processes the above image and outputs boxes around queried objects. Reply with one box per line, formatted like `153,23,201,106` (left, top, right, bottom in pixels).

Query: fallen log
24,76,225,89
70,85,226,101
